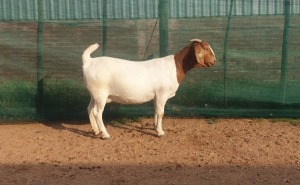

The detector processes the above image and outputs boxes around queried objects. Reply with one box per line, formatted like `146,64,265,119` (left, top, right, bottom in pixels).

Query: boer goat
82,39,216,139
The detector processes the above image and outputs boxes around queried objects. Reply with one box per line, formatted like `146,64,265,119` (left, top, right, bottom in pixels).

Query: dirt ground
0,118,300,185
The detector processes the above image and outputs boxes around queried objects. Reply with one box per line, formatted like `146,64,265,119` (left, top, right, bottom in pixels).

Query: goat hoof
94,131,100,136
157,133,165,138
101,134,111,140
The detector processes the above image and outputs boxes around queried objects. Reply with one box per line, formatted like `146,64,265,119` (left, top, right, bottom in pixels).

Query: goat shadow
41,116,158,139
39,103,158,138
109,119,158,138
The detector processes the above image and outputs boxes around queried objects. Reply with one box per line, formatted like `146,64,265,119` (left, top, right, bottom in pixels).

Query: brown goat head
190,39,216,68
174,39,216,83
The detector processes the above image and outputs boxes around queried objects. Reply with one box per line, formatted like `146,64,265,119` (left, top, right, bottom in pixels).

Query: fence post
159,0,169,57
223,0,234,108
37,0,44,118
280,0,290,104
102,0,107,56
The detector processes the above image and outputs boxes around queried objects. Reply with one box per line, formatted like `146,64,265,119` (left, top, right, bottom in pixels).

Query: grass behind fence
1,77,299,120
0,80,36,119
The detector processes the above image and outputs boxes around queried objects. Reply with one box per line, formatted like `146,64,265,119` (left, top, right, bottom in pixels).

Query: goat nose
209,60,216,66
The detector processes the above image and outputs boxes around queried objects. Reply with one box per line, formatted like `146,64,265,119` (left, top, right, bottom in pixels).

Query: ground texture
0,118,300,185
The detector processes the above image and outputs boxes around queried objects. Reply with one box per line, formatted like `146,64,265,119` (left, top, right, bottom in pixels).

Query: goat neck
174,43,198,84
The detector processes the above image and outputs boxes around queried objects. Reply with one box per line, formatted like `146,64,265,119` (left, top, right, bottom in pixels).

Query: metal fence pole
280,0,291,104
37,0,44,118
159,0,169,57
102,0,107,56
223,0,234,108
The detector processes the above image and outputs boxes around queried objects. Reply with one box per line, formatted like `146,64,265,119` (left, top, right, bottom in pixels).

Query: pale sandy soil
0,118,300,185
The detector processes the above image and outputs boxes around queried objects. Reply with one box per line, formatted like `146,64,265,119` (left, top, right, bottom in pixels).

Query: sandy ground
0,118,300,185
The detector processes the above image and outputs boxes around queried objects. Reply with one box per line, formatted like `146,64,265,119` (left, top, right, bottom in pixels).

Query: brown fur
174,41,216,83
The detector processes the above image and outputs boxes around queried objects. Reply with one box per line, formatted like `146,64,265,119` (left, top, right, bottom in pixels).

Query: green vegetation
172,77,300,109
1,78,299,120
0,80,36,119
0,79,89,120
43,79,90,120
270,118,300,126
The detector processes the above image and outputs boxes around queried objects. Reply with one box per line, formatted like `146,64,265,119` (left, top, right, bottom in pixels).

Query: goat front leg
154,97,167,137
93,97,110,139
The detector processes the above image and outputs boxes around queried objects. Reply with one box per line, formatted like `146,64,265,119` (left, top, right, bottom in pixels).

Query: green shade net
0,0,299,120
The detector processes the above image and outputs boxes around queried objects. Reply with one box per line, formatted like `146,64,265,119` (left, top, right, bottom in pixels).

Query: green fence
0,0,300,120
1,0,300,20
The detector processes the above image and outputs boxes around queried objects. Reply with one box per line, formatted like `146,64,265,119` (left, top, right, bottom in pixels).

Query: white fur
190,39,202,43
82,43,179,139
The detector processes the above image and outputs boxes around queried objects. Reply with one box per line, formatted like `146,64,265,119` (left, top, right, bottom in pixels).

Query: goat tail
82,43,99,66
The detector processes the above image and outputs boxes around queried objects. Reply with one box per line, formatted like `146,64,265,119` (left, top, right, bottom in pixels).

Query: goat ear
193,43,204,66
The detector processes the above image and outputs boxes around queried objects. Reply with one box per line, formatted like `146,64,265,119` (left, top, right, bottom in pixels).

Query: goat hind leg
93,97,110,139
88,98,100,135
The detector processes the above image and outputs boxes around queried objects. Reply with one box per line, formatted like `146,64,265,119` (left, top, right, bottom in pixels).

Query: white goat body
83,53,178,105
82,40,216,139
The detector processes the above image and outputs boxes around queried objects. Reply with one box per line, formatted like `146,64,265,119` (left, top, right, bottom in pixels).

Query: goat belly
107,85,156,104
107,94,154,104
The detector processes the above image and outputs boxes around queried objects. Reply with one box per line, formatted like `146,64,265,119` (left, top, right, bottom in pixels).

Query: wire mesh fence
1,0,300,20
0,0,299,120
